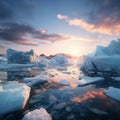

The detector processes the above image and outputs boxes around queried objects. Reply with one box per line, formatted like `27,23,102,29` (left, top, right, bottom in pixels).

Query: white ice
22,108,52,120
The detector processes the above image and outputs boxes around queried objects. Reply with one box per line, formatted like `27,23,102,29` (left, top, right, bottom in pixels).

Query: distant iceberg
7,49,39,64
80,39,120,77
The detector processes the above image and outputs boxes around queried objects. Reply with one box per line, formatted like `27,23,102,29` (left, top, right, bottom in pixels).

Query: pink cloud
57,14,120,35
57,14,68,20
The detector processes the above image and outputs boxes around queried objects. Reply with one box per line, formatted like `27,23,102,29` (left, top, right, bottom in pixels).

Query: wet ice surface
0,64,120,120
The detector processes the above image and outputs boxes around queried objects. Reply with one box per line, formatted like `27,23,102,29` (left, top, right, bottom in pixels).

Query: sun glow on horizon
68,47,81,56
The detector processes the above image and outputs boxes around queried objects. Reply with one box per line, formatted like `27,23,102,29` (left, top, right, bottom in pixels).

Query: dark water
0,65,120,120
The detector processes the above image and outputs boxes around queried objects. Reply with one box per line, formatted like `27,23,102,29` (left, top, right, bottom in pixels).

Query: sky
0,0,120,56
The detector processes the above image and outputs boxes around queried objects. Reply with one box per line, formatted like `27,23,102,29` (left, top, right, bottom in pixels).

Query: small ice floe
112,77,120,81
62,71,71,74
59,80,70,86
32,67,40,70
22,108,52,120
0,81,31,115
23,75,47,87
104,87,120,102
49,74,55,77
78,76,104,86
54,102,67,109
87,107,108,115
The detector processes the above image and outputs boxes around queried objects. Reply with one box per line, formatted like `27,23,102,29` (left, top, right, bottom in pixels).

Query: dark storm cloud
0,23,69,45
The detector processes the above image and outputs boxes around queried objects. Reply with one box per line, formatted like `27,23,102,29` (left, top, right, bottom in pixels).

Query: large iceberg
0,81,31,115
80,39,120,77
7,49,39,64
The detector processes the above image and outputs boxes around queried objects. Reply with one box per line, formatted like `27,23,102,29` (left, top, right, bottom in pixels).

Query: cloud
57,13,120,35
0,22,69,45
57,14,68,20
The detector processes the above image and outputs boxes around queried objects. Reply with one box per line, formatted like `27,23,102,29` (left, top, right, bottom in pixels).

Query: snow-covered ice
23,75,47,87
78,76,104,86
104,87,120,102
22,108,52,120
0,81,31,115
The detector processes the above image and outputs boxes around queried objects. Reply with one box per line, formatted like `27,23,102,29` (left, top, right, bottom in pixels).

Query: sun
68,47,80,56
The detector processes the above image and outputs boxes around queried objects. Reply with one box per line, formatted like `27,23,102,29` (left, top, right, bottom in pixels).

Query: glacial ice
80,39,120,76
7,49,39,64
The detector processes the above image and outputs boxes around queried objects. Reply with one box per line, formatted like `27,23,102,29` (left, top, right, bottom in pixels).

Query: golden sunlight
68,47,80,56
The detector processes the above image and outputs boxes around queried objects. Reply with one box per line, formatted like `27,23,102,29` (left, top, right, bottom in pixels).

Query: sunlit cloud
57,14,68,20
57,14,120,35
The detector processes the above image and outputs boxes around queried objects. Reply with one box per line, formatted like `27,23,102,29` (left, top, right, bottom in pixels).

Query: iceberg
0,81,31,115
7,49,39,64
80,39,120,77
22,108,52,120
49,54,69,66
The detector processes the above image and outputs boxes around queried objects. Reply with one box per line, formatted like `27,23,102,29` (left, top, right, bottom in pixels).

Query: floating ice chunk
104,87,120,102
0,81,31,115
22,108,52,120
112,77,120,81
23,75,47,87
78,76,104,86
59,80,70,86
87,107,108,115
62,71,71,74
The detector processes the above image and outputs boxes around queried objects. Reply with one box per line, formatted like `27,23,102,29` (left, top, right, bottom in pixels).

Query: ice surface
22,108,52,120
23,75,47,87
0,81,31,115
78,76,104,86
104,87,120,102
